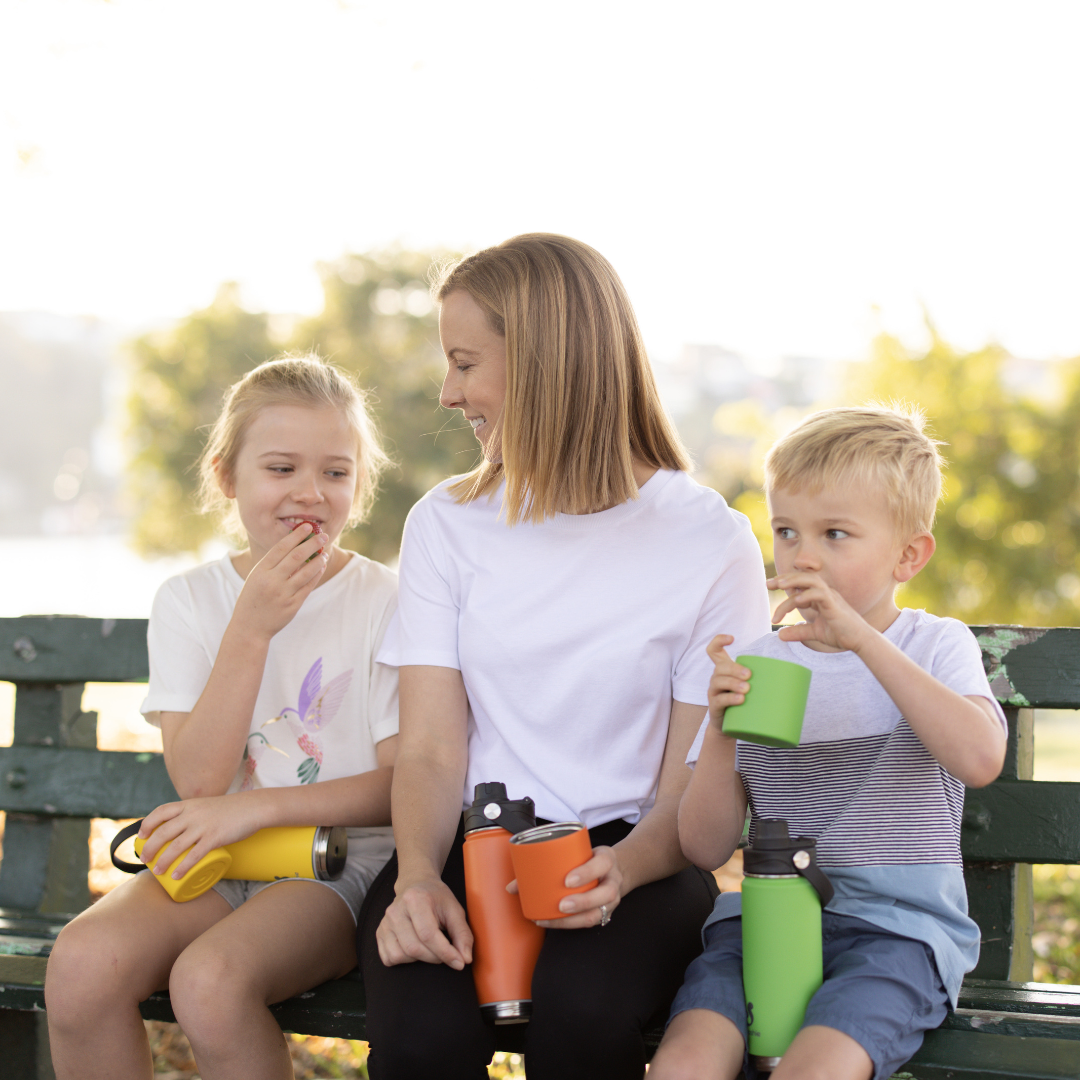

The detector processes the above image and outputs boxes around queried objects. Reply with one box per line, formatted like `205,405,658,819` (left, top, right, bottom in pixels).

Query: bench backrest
0,618,1077,978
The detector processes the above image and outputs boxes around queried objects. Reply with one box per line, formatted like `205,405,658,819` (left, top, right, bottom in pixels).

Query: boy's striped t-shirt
694,608,1007,1004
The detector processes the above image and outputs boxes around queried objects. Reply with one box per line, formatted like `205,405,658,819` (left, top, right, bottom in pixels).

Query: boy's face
768,480,927,636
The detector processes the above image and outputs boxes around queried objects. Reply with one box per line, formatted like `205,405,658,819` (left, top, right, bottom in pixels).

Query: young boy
650,407,1008,1080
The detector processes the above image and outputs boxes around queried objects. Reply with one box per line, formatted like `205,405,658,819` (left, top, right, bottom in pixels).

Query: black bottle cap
743,818,834,906
463,781,537,836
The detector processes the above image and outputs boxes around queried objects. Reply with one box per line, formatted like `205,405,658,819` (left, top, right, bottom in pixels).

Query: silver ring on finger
599,904,611,927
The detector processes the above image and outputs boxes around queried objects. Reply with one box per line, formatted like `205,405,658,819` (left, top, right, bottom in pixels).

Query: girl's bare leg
648,1009,745,1080
45,871,233,1080
167,880,357,1080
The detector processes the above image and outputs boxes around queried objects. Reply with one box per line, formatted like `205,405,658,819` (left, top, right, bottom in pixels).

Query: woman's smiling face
438,289,507,463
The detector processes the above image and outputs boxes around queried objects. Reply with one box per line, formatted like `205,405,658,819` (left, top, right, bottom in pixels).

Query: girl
46,354,399,1080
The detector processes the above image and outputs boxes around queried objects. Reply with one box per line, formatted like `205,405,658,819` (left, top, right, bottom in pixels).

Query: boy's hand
233,523,329,642
768,570,872,653
706,634,752,727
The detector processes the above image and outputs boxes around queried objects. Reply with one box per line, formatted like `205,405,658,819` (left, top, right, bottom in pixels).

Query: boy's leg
647,915,748,1080
45,870,233,1080
770,915,948,1080
648,1009,745,1080
168,879,357,1080
769,1026,872,1080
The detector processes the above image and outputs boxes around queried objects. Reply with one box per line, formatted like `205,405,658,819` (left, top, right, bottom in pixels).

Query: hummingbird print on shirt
262,657,353,784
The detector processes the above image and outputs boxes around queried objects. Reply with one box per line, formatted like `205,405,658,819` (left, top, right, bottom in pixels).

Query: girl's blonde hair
435,233,689,523
197,353,390,537
764,405,945,538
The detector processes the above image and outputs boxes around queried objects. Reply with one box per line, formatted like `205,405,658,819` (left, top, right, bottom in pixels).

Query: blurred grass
1033,865,1080,984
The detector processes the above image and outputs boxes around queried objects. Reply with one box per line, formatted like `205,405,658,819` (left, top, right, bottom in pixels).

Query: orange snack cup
509,822,598,921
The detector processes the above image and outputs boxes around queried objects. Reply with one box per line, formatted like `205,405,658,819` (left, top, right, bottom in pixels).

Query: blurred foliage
128,283,277,555
290,249,477,561
846,329,1080,626
127,252,477,563
703,328,1080,626
1033,864,1080,984
129,269,1080,626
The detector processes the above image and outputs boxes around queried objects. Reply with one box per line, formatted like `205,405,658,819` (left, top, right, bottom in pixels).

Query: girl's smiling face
218,403,358,572
438,289,507,462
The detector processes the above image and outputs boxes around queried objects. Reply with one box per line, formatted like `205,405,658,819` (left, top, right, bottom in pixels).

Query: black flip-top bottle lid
463,781,537,836
744,818,834,906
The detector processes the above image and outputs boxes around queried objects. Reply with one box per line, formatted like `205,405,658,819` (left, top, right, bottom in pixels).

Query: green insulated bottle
742,819,834,1072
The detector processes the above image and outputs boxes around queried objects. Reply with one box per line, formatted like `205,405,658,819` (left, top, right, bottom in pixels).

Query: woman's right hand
376,876,474,970
233,523,329,641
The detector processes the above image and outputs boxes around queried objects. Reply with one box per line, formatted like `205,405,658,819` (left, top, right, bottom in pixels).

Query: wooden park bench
1,616,1078,1079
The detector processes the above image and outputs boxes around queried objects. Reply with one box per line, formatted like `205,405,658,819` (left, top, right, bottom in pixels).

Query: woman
358,234,771,1079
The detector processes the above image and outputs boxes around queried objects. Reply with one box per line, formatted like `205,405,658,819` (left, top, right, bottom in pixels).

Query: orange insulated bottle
462,782,546,1024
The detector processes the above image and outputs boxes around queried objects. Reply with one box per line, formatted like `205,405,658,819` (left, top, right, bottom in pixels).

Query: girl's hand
137,794,266,880
522,844,624,930
233,523,329,641
377,877,474,969
768,571,871,653
706,634,752,727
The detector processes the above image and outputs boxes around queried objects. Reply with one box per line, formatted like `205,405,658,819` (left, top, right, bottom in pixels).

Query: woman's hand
137,793,266,879
233,523,329,642
376,877,474,970
513,844,625,930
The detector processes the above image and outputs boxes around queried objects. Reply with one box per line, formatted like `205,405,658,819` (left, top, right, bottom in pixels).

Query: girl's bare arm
158,524,328,796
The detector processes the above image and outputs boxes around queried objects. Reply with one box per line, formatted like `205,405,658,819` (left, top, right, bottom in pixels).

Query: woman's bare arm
375,665,474,970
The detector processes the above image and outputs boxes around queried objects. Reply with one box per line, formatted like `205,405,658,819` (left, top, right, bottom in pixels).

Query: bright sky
2,0,1078,366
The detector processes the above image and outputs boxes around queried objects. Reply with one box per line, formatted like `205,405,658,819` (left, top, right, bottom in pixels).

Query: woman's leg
524,821,719,1080
357,829,496,1080
45,871,233,1080
167,879,357,1080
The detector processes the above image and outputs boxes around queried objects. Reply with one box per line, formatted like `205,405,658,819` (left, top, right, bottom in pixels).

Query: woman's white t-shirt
141,552,400,799
378,469,771,827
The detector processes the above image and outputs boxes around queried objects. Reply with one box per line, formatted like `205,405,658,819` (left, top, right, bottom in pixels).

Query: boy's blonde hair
764,405,945,538
197,353,390,537
435,233,690,523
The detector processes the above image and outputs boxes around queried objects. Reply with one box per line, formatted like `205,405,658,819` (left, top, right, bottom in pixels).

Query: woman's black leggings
356,818,718,1080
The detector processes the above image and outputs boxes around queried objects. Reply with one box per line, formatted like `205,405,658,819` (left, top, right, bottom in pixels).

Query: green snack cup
721,655,811,748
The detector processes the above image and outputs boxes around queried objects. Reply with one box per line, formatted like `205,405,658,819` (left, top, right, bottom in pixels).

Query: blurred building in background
0,313,127,536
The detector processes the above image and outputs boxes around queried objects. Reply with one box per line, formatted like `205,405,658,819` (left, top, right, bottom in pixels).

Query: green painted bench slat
902,1028,1080,1078
0,617,149,682
2,617,1079,1079
970,626,1080,711
0,746,178,818
962,781,1080,863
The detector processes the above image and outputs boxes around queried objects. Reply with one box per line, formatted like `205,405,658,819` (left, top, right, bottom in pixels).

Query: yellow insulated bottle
119,823,348,903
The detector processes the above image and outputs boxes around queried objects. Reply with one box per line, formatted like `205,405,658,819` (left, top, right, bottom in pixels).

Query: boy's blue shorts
669,911,949,1080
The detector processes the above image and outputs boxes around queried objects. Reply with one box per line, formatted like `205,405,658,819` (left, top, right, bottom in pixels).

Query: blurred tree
127,252,477,562
702,328,1080,627
128,283,277,554
845,329,1080,626
291,249,476,562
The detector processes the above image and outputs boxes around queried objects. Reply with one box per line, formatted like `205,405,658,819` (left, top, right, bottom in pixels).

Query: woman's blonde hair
764,404,945,538
435,233,689,522
197,353,390,537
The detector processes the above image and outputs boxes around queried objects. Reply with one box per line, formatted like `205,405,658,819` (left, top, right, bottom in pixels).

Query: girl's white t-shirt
378,469,771,827
141,552,400,794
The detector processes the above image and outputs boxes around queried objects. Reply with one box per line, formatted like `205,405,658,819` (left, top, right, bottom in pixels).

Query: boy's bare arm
772,573,1006,787
845,632,1004,787
678,635,751,869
